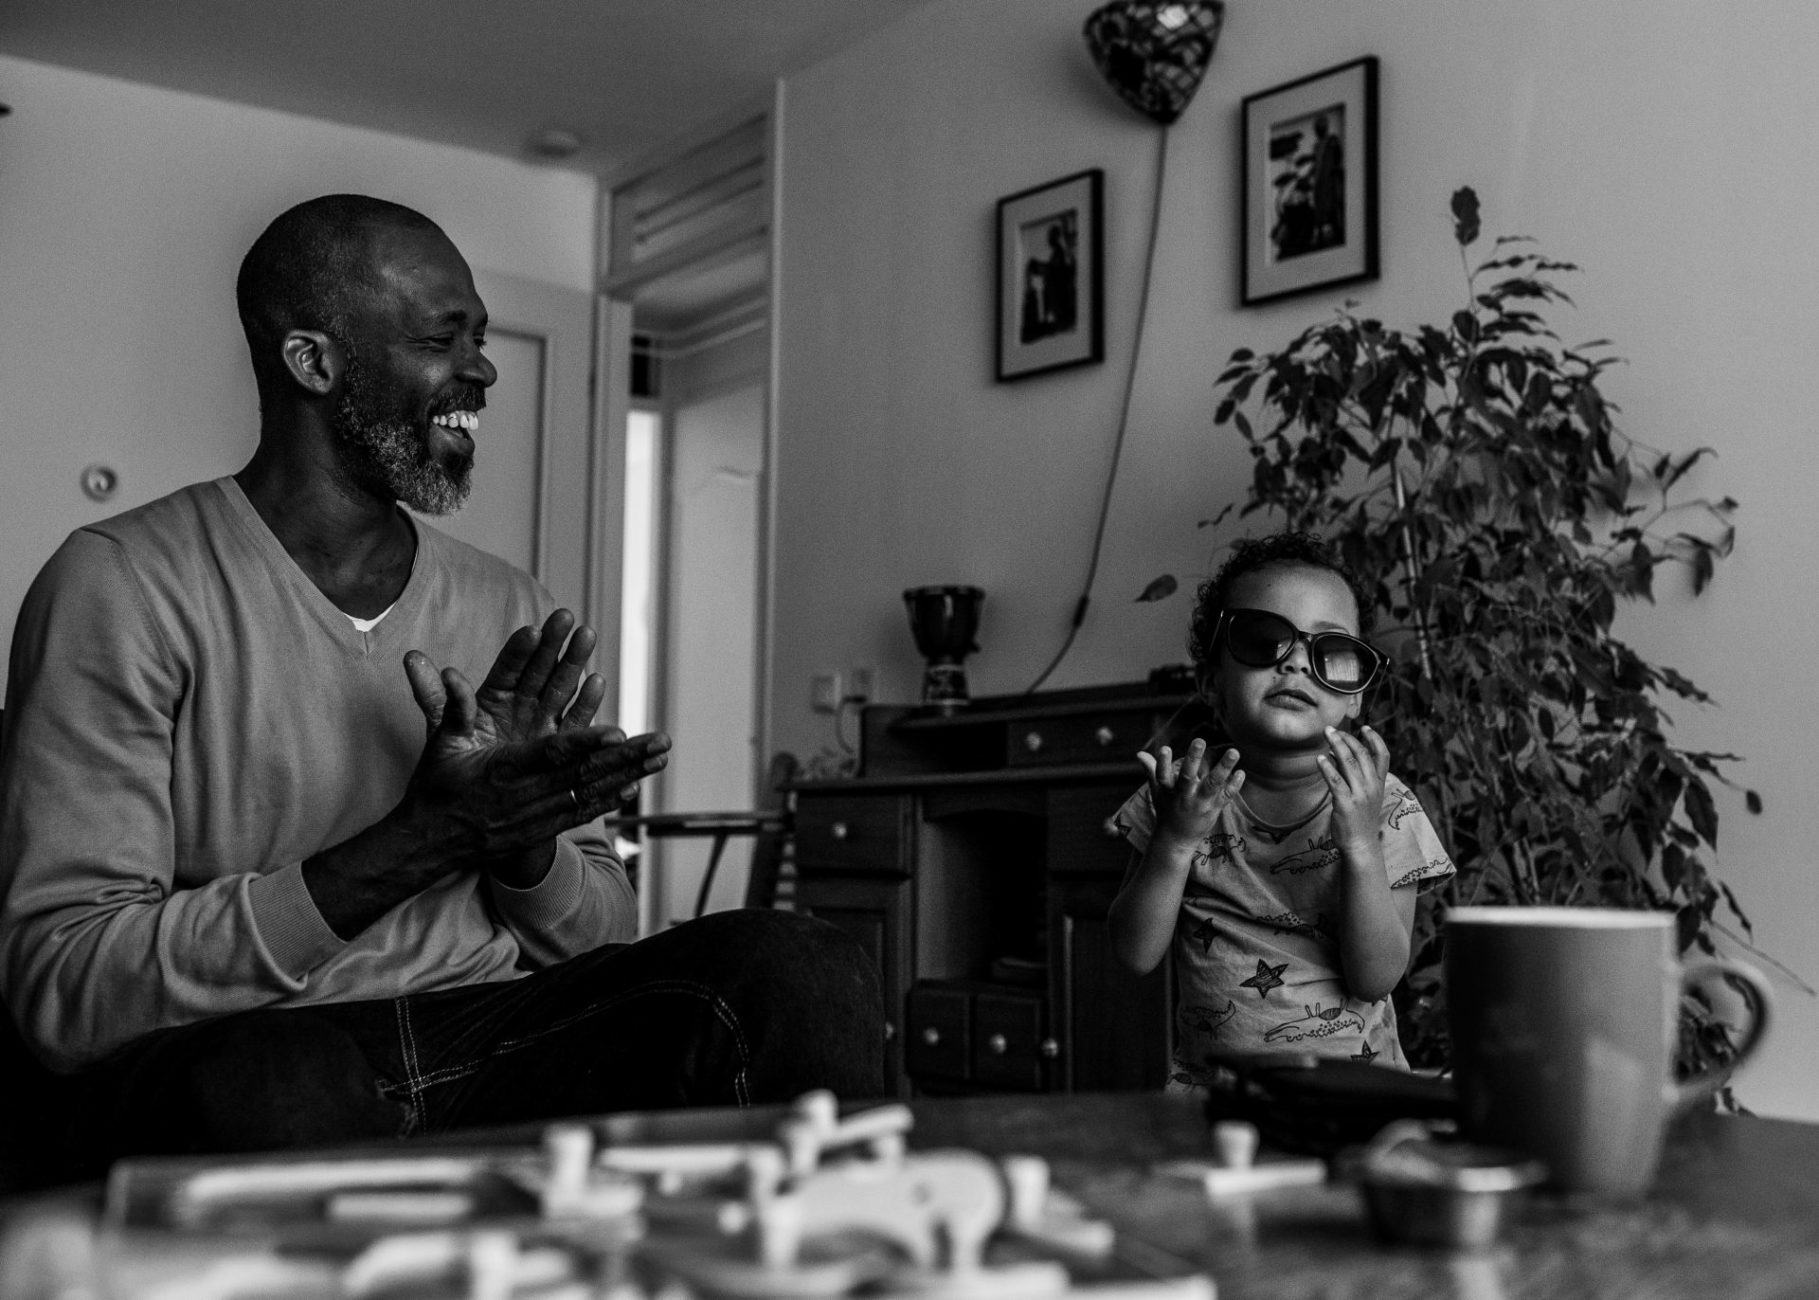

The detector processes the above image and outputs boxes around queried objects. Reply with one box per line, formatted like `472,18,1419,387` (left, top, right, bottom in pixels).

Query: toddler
1108,532,1453,1088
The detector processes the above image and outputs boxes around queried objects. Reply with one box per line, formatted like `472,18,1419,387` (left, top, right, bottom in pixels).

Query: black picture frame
1240,56,1379,306
995,169,1104,381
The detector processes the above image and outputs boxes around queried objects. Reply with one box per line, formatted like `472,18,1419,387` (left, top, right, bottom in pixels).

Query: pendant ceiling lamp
1082,1,1224,126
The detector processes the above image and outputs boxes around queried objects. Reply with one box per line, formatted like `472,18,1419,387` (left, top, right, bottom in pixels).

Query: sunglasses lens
1225,611,1295,667
1311,634,1377,693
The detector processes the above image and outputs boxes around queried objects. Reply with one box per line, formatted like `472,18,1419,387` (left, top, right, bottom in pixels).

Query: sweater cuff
246,862,346,976
490,836,587,930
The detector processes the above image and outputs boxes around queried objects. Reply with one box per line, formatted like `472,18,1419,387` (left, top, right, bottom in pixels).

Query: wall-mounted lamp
1083,1,1223,126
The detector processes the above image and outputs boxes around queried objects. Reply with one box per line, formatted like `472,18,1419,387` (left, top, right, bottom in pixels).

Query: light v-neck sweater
0,478,635,1072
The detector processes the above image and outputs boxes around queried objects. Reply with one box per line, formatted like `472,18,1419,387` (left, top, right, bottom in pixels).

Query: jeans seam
403,981,753,1104
394,996,425,1137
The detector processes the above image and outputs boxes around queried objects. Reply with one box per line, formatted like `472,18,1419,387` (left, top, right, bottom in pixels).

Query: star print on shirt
1239,958,1288,999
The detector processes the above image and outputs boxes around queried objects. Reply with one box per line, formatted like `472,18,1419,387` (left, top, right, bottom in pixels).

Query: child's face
1203,562,1364,752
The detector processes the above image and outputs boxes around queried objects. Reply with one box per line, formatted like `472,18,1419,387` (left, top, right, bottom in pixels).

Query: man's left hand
404,610,615,887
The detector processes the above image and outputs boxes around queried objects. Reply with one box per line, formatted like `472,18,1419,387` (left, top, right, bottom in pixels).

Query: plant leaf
1134,574,1178,603
1451,186,1481,246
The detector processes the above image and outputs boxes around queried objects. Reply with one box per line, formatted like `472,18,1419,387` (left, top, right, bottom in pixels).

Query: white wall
771,0,1819,1119
0,53,597,674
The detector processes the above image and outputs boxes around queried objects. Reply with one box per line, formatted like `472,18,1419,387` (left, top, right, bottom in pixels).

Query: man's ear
279,329,342,398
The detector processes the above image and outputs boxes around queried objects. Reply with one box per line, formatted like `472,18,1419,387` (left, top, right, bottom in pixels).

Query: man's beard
333,342,473,516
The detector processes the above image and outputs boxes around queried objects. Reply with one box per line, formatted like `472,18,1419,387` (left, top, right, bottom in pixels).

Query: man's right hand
302,618,670,939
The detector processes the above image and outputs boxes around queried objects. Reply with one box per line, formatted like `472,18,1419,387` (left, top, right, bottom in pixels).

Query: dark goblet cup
903,585,984,712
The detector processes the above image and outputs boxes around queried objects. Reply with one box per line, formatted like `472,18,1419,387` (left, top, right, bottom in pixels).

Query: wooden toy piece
598,1141,775,1180
466,1229,518,1300
169,1155,486,1227
999,1155,1050,1232
790,1149,1003,1269
638,1233,894,1299
341,1228,587,1300
793,1088,840,1134
778,1091,917,1175
545,1124,594,1199
343,1231,466,1297
997,1155,1116,1260
1154,1154,1326,1198
645,1151,1024,1300
1212,1121,1260,1171
824,1101,916,1162
879,1258,1070,1300
541,1121,645,1220
325,1189,476,1225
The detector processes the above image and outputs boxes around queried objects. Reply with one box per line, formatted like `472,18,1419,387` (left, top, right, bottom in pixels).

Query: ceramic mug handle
1668,958,1773,1112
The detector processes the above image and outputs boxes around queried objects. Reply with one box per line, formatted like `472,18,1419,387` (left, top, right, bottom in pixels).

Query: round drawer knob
987,1033,1008,1055
1040,1037,1060,1059
1094,725,1115,747
922,1026,941,1047
830,821,849,840
1023,731,1044,754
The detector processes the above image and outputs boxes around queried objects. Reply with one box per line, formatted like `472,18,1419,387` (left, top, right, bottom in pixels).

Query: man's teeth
431,411,478,432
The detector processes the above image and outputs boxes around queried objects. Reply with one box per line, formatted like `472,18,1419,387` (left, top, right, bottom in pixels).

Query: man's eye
474,336,487,349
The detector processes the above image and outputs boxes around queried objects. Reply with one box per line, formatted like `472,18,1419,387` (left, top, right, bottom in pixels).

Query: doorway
604,108,775,932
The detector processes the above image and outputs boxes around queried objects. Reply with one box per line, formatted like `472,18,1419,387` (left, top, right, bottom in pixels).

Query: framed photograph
996,169,1104,381
1240,56,1379,306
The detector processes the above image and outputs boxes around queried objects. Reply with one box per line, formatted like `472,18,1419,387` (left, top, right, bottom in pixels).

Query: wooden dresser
789,680,1214,1097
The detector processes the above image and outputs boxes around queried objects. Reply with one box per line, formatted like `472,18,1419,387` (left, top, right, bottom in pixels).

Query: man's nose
1279,636,1315,671
465,347,498,389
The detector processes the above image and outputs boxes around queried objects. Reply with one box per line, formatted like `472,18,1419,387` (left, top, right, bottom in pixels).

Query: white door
649,381,765,926
432,269,600,623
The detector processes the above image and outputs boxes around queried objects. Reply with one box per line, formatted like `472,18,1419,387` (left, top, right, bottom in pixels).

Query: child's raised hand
1138,738,1243,847
1319,723,1389,854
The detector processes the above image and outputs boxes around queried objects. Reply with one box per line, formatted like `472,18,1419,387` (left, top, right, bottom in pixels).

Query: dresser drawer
1005,710,1149,767
972,989,1050,1091
905,983,972,1085
793,796,909,876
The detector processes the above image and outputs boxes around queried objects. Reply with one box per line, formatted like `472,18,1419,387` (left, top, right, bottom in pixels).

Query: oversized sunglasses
1215,608,1384,695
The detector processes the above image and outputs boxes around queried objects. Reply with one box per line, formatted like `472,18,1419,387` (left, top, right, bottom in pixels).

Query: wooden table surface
4,1091,1815,1299
907,1092,1819,1300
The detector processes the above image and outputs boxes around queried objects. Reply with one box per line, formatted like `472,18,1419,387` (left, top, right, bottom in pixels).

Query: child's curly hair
1187,532,1373,671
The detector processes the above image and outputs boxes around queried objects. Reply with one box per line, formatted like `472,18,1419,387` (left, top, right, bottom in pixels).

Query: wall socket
812,667,876,713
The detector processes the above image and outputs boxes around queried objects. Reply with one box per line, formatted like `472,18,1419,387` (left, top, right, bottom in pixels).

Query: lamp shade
1083,0,1224,126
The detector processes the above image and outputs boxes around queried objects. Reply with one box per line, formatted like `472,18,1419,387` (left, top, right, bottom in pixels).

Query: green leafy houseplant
1170,188,1778,1088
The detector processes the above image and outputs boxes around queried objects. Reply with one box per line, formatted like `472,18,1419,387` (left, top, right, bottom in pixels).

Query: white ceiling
0,0,942,180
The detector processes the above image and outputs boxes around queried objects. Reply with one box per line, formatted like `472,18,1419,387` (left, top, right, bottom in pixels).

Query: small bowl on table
1348,1120,1546,1250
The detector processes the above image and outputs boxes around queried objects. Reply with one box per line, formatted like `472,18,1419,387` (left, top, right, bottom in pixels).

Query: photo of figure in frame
1269,105,1346,263
1019,211,1080,344
1240,57,1378,306
995,168,1104,381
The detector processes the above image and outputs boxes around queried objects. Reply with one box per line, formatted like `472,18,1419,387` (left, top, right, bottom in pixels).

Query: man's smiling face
332,223,496,515
1209,561,1364,752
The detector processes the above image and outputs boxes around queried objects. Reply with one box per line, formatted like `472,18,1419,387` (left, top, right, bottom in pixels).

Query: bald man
0,195,881,1173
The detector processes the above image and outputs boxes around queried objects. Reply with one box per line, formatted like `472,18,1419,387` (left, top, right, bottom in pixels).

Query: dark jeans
58,909,884,1172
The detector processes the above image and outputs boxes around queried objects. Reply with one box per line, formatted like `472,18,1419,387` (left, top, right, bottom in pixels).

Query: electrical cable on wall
1024,123,1172,694
1025,0,1222,694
